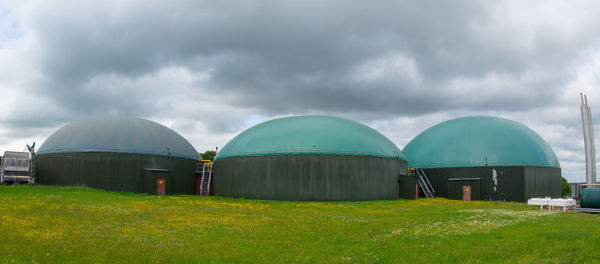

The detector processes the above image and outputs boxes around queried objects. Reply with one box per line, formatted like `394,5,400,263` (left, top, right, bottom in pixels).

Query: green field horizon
1,185,598,263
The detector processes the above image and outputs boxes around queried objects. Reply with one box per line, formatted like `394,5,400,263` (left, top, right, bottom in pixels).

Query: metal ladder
199,160,213,196
415,168,435,198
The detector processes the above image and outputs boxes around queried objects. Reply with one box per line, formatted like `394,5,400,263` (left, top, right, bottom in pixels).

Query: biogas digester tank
214,115,407,201
37,117,201,194
403,116,561,202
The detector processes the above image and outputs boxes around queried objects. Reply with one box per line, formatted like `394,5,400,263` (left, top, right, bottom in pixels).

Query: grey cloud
25,0,586,119
3,0,600,181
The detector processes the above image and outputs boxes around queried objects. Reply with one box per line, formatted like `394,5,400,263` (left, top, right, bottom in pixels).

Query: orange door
157,177,166,195
463,185,471,201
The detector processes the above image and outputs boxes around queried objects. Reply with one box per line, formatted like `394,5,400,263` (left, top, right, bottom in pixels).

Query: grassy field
0,185,599,263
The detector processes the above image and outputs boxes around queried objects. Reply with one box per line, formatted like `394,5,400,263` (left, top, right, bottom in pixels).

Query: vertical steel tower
581,93,596,185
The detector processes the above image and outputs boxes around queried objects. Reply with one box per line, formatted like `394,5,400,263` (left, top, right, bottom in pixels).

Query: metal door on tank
463,185,471,201
157,177,166,195
447,178,480,201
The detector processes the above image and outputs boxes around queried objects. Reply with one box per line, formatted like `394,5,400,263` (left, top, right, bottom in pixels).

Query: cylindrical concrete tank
37,117,201,194
214,115,407,201
403,116,561,202
580,188,600,209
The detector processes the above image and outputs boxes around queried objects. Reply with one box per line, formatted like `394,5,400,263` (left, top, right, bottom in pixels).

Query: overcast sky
1,1,599,182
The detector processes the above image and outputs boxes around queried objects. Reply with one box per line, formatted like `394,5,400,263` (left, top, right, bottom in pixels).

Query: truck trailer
1,151,31,184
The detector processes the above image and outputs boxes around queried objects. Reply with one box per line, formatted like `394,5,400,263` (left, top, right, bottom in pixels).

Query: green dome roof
215,116,405,160
403,116,560,168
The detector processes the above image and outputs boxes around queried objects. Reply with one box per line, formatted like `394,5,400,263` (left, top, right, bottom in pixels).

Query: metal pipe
167,147,172,170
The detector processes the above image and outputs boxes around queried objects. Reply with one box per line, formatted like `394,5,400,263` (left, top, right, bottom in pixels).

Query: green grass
0,185,599,263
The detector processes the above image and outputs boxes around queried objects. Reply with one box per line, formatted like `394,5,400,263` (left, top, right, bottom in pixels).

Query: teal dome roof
38,117,200,160
215,116,405,160
403,116,560,168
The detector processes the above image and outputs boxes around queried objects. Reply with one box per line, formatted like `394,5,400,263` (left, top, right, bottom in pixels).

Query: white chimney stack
581,93,596,185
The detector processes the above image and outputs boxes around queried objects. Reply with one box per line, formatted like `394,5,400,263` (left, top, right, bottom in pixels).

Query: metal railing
415,169,435,198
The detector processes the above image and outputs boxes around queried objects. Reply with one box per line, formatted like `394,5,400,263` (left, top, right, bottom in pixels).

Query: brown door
463,185,471,201
196,174,202,195
415,183,420,199
157,177,166,195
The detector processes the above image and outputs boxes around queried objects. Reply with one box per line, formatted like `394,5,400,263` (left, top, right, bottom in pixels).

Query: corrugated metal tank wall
37,152,198,194
215,155,406,201
398,174,417,199
447,179,481,200
421,166,561,202
523,167,562,200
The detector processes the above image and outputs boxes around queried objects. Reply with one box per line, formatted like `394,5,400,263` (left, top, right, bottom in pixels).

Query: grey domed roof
38,117,200,160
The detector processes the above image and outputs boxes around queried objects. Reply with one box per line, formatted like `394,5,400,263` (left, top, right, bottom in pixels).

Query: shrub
561,177,571,196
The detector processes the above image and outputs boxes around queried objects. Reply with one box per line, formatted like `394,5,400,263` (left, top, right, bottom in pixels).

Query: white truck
1,151,31,184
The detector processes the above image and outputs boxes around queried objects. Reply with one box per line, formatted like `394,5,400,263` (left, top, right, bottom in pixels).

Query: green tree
201,150,216,161
561,177,571,197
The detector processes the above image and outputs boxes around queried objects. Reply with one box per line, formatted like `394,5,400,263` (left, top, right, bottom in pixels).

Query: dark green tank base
143,169,171,195
36,152,198,194
420,166,561,202
447,178,481,200
215,155,408,201
398,174,417,199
